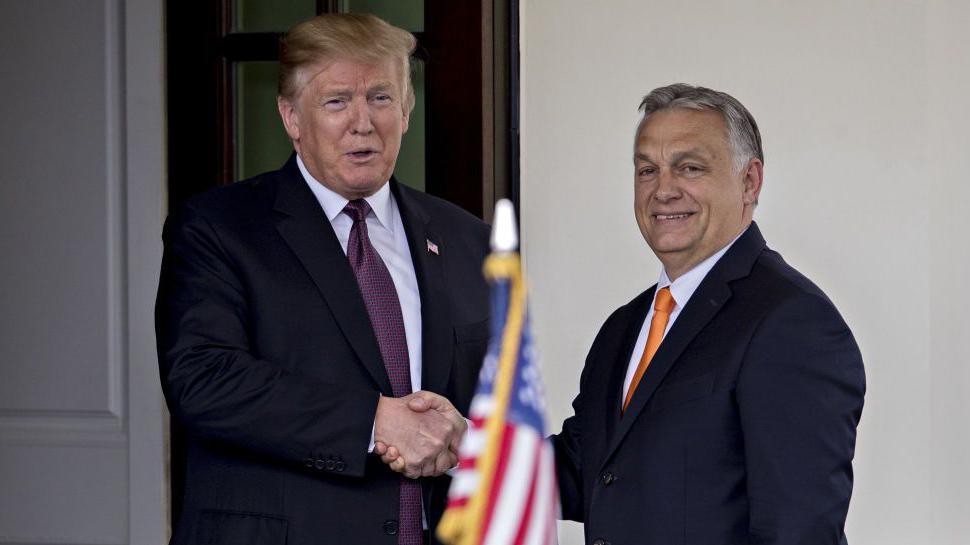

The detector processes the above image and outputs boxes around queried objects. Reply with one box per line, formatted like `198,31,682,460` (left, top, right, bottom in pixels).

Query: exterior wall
520,1,970,543
0,0,166,543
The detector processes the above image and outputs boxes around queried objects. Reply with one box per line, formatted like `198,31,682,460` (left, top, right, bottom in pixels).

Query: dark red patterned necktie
343,199,422,545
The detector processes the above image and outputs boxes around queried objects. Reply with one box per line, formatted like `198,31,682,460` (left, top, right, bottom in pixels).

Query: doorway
164,0,519,526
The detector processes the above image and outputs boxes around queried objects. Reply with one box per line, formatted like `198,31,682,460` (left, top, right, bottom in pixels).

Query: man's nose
349,99,374,134
654,169,681,201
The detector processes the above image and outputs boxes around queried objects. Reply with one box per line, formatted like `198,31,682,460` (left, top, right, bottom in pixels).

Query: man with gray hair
552,83,865,544
156,13,489,545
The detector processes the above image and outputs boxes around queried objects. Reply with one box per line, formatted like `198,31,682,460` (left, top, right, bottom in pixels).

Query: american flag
437,252,559,545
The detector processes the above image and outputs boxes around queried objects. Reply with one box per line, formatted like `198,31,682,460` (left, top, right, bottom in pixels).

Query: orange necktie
622,287,675,412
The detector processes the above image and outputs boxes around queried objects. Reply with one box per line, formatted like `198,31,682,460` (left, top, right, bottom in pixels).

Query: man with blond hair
156,13,490,545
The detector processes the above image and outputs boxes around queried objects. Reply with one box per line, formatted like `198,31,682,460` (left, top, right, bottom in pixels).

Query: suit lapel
600,224,767,466
602,290,654,443
273,157,393,394
392,181,453,396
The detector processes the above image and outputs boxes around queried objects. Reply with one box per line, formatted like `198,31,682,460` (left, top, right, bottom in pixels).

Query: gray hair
638,83,763,172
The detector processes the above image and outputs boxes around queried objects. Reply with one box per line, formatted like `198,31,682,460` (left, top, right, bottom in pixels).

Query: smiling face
633,108,763,280
277,57,409,199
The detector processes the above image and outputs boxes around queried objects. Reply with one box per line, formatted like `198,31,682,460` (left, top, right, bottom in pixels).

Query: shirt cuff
368,419,376,453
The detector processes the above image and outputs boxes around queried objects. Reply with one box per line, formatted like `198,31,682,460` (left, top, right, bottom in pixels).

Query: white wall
520,1,970,544
0,0,167,543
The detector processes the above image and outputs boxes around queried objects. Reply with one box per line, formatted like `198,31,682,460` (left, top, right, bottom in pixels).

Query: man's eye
324,99,346,110
682,165,704,174
372,94,392,103
638,167,656,177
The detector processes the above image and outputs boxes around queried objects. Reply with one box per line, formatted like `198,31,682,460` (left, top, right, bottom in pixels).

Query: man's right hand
373,391,466,479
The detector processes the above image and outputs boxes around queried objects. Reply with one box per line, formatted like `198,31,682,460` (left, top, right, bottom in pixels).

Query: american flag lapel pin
426,239,439,255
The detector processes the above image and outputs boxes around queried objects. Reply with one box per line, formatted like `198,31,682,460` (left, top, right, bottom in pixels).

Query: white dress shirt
621,228,748,401
299,157,432,526
298,155,423,392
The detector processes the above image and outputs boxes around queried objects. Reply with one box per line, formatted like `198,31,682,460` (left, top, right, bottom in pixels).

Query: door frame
164,0,519,526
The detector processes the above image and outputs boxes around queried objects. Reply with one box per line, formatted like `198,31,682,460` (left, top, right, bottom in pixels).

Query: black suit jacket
553,223,865,545
155,156,491,545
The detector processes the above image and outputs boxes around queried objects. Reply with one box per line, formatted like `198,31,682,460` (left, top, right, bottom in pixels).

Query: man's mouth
346,149,378,161
653,212,695,221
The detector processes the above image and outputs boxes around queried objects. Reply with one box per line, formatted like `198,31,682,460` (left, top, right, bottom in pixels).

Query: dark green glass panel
234,0,315,33
342,0,424,32
396,59,425,191
235,62,293,180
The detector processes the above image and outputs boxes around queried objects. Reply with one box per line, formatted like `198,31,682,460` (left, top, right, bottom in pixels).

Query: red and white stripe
480,425,558,545
448,394,558,544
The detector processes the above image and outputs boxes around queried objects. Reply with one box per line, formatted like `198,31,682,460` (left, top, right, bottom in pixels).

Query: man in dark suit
155,14,490,545
553,84,866,545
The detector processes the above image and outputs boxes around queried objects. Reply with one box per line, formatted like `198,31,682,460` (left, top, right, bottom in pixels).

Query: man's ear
401,104,410,135
742,158,764,206
277,96,301,142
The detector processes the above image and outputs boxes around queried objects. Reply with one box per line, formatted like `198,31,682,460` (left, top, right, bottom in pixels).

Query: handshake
373,391,467,479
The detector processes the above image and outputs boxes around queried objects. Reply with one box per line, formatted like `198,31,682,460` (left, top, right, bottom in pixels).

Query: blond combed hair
278,13,417,113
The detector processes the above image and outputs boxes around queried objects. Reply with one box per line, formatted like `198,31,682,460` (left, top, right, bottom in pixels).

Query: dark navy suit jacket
156,156,491,545
553,223,865,545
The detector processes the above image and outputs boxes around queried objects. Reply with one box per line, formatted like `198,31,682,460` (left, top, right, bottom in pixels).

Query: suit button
303,457,314,468
325,460,336,471
383,519,399,535
314,458,325,470
335,461,346,472
601,471,615,486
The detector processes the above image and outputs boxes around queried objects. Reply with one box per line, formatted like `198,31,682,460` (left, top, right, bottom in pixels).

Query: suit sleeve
155,204,379,477
552,377,588,522
737,293,865,544
551,310,622,522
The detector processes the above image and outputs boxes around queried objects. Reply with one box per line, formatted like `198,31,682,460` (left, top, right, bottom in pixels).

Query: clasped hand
373,391,465,479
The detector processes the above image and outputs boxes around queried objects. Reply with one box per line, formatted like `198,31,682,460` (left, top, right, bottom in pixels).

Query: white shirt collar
658,226,749,309
297,154,395,233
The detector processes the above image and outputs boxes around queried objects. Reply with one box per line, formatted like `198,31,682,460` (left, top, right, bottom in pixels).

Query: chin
647,232,693,251
343,174,385,191
351,168,390,185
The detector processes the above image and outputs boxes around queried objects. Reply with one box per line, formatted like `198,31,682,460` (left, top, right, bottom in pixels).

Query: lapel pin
426,239,439,255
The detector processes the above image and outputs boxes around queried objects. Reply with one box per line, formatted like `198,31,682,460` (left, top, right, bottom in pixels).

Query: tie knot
654,287,675,313
343,199,372,223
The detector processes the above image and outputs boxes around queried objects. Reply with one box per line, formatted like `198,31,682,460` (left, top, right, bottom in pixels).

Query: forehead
635,109,729,155
301,56,402,92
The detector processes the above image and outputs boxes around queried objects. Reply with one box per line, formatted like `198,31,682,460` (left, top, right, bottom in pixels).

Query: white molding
0,0,126,423
0,412,125,448
104,0,127,424
123,0,169,541
0,0,127,450
0,537,124,545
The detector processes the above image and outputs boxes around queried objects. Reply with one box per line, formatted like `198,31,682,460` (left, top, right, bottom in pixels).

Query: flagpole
438,200,525,545
490,199,519,254
438,200,557,545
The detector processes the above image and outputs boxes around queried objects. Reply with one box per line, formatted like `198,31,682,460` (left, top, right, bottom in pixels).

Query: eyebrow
634,147,712,164
317,81,395,96
368,82,394,92
319,88,352,98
